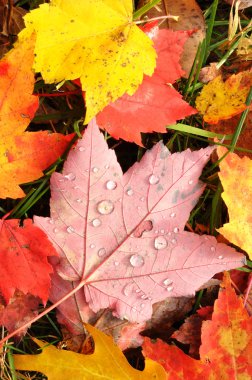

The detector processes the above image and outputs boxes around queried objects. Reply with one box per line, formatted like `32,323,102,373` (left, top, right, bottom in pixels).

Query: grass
1,0,252,378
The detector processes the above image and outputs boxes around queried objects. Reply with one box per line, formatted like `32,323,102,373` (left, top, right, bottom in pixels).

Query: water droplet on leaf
173,227,179,233
170,212,176,218
154,236,167,250
66,226,75,233
167,286,174,292
64,173,76,181
123,283,133,296
130,254,144,267
98,248,106,257
163,278,173,286
90,244,95,249
92,167,99,173
188,180,193,185
210,246,215,252
126,188,133,196
106,180,117,190
92,218,101,227
218,255,223,259
97,200,114,215
78,146,85,151
149,174,159,185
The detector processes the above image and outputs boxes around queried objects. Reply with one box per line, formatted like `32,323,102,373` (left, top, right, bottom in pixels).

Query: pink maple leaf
34,120,245,323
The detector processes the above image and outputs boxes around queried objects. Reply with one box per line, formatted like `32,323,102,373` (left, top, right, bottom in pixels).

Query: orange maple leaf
0,33,74,199
143,272,252,379
217,146,252,258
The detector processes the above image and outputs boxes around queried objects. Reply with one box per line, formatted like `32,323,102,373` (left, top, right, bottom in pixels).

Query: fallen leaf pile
0,1,251,378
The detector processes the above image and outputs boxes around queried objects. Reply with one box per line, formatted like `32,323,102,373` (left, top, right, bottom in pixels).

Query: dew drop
160,229,165,233
114,261,119,266
218,255,223,260
92,218,101,227
90,244,95,249
126,188,133,196
149,174,160,185
140,303,145,308
98,248,106,257
92,167,99,173
104,164,109,169
49,219,54,225
210,246,216,252
135,289,141,293
66,226,75,233
106,180,117,190
123,283,133,296
64,173,76,181
170,212,176,218
97,200,114,215
141,294,148,300
140,197,145,202
148,297,152,301
76,199,82,203
188,179,193,185
130,254,144,267
154,236,167,250
78,146,85,151
167,286,174,292
173,227,179,233
171,238,177,244
163,278,173,286
53,228,58,233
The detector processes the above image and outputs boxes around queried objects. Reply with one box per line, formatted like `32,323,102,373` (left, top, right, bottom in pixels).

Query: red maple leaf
96,29,197,145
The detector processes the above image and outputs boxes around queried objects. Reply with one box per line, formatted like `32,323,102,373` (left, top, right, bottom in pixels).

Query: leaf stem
134,15,179,25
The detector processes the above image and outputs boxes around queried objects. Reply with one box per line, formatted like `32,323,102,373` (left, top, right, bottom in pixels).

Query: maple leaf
0,33,74,199
97,28,196,146
0,218,58,304
172,306,213,359
13,324,167,379
34,119,244,324
20,0,156,122
217,146,252,259
0,291,40,336
143,272,252,379
195,71,252,123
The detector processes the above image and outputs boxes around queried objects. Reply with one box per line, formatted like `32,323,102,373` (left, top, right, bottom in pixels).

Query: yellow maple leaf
217,146,252,259
19,0,156,123
13,324,166,379
196,71,252,123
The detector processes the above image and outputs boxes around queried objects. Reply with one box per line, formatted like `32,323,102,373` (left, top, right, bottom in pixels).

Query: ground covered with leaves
0,0,252,379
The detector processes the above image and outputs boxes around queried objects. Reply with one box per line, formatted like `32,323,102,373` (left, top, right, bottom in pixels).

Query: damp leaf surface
34,120,245,323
